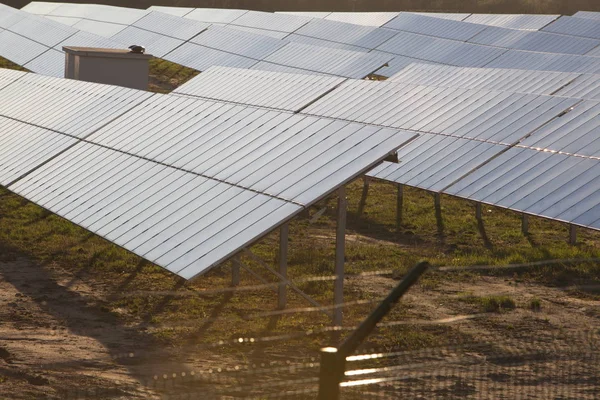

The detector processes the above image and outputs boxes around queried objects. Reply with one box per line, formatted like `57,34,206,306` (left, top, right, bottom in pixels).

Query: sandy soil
1,254,598,399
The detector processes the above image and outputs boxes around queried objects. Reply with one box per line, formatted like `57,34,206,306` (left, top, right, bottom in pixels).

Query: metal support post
278,223,289,310
569,224,577,245
231,254,240,287
396,184,404,230
522,214,529,235
334,186,347,327
475,202,482,222
317,347,344,400
357,177,370,216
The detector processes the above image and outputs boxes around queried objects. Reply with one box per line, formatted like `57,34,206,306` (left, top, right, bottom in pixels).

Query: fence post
317,347,344,400
569,224,577,245
317,262,429,399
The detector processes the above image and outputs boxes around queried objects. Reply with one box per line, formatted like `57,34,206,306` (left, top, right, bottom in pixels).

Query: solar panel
303,80,579,144
542,16,600,40
23,48,64,77
284,34,367,52
190,25,286,60
132,11,210,41
553,74,600,100
0,29,48,65
367,133,509,192
388,64,581,97
486,50,600,74
324,12,400,27
384,13,487,41
376,31,507,68
0,116,78,185
444,147,600,230
173,66,346,112
293,18,398,50
9,13,77,47
519,101,600,158
464,14,559,30
0,68,26,89
166,42,258,71
468,25,600,55
230,10,311,34
0,4,29,29
573,11,600,21
0,73,153,137
262,42,392,79
8,142,304,280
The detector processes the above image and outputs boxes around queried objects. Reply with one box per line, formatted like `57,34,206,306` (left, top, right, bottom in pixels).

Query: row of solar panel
17,2,600,79
0,68,416,279
170,64,600,231
279,11,559,31
3,3,395,79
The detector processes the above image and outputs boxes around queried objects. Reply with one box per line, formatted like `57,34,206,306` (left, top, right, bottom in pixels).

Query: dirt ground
1,254,598,399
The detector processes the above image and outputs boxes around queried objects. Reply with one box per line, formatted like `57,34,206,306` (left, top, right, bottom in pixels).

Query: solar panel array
280,11,559,30
0,68,416,279
18,2,393,79
293,74,600,231
4,2,600,277
14,2,599,81
152,60,600,232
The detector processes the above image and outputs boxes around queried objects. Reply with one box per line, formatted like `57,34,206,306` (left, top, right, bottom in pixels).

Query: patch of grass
0,56,26,71
529,297,542,311
459,294,517,312
148,58,199,93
